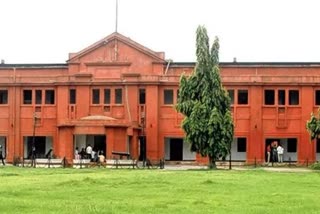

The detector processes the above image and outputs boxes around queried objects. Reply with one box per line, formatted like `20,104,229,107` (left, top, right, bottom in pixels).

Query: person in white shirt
86,144,92,160
277,144,284,163
91,150,96,161
74,147,80,160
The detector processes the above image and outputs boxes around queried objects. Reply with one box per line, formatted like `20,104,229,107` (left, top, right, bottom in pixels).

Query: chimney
233,57,237,63
1,59,4,64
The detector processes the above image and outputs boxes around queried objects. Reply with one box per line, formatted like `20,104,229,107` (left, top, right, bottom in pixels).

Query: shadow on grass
0,173,20,177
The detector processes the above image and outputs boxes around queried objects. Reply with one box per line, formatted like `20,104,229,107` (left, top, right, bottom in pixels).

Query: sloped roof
67,32,165,63
0,64,67,69
80,115,116,121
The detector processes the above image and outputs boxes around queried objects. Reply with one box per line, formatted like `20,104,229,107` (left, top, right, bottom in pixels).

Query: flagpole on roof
115,0,118,32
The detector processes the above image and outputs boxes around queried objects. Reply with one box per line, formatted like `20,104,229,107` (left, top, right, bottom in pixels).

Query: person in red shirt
266,144,271,164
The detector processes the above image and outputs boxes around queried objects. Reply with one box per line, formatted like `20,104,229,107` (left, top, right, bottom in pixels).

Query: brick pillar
130,131,139,159
106,128,114,159
58,127,73,163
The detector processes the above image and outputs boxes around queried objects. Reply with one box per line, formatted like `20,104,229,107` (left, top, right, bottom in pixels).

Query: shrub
13,156,21,166
310,162,320,170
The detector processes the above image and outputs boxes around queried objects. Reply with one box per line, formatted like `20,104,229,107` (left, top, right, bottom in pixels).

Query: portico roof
80,115,116,121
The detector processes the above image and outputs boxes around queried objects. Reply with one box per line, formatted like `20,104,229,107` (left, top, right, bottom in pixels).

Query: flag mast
115,0,118,32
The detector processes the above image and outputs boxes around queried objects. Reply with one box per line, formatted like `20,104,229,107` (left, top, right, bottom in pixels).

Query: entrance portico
57,115,140,163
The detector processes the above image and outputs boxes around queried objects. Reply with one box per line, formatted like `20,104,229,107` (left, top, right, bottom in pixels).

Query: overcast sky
1,0,320,63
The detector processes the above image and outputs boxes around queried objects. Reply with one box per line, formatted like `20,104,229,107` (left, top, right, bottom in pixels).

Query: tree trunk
208,156,217,169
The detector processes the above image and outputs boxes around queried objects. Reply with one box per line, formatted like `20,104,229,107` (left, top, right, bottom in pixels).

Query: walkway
163,164,314,172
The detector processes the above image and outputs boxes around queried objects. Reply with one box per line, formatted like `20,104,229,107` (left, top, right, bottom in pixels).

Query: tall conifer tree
176,26,234,169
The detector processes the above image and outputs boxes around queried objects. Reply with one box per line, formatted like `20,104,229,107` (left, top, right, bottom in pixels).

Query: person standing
91,149,96,162
99,151,105,163
80,148,86,159
266,144,271,164
74,147,80,160
277,144,284,163
272,141,278,163
0,145,5,165
86,144,92,160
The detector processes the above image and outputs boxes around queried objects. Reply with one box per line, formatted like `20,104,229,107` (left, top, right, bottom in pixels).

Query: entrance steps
165,161,199,166
16,159,63,168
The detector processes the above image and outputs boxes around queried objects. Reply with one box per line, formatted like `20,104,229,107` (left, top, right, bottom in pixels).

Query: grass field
0,167,319,214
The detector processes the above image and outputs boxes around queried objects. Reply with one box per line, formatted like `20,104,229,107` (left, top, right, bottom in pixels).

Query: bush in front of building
310,162,320,170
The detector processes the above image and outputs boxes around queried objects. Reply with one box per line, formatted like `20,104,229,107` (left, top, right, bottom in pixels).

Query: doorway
138,136,146,161
225,137,247,161
74,135,106,157
93,135,106,154
265,138,298,162
0,137,6,158
23,136,53,158
170,139,183,161
265,138,279,163
164,138,196,161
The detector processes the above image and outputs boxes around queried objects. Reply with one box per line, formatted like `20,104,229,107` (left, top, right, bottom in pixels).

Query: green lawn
0,167,319,214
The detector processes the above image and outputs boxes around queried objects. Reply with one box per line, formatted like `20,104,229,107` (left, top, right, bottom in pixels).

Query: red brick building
0,32,319,164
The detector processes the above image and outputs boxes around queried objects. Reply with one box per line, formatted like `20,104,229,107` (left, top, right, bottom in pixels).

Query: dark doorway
170,138,183,161
0,137,6,158
26,136,46,158
74,135,106,158
93,135,106,155
139,136,146,161
265,138,298,162
265,138,280,162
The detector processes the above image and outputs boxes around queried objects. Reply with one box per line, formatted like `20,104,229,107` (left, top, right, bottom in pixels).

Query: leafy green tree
306,110,320,140
176,26,234,169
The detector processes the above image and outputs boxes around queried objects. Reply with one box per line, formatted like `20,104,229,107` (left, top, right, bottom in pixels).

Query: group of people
266,141,284,164
74,144,105,163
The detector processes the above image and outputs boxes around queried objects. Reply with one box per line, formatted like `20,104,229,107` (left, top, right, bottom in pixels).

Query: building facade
0,32,320,164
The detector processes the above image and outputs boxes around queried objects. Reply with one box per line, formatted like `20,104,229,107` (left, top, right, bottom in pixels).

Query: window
23,90,32,104
289,90,299,105
92,89,100,104
104,89,110,104
228,90,234,105
115,88,122,104
45,90,55,104
278,90,285,105
264,90,275,105
69,89,76,104
164,89,174,105
315,90,320,106
287,138,297,153
139,88,146,104
238,90,248,105
317,139,320,153
36,90,42,104
0,90,8,104
237,138,247,152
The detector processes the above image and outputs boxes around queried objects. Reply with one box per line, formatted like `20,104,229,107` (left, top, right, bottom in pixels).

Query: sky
1,0,320,64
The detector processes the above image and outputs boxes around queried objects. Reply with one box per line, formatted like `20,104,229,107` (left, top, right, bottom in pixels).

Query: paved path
0,163,315,172
163,165,315,172
257,167,313,173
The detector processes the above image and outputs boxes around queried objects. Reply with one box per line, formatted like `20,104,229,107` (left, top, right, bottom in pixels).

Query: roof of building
80,115,116,121
0,64,68,69
170,62,320,68
67,32,166,63
2,62,320,69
